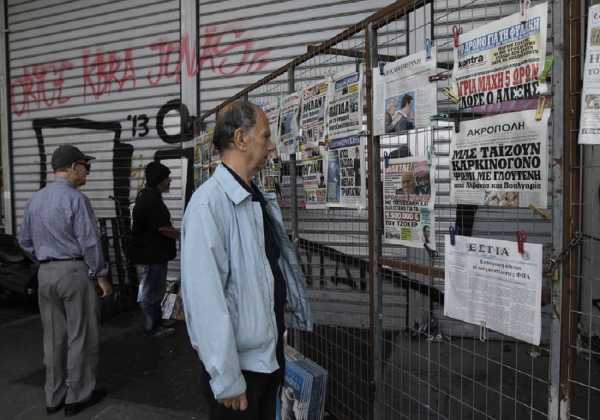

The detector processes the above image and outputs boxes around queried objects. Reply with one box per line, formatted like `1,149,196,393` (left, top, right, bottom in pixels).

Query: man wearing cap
18,144,111,417
130,161,179,337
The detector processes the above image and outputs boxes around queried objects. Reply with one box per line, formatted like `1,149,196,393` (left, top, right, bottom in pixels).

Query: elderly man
181,100,312,420
19,145,111,417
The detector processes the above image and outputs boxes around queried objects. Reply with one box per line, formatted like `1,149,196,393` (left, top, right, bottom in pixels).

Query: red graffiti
83,48,136,101
146,37,181,85
10,60,73,116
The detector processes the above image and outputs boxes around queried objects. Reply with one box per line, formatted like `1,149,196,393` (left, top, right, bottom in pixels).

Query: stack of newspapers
277,347,328,420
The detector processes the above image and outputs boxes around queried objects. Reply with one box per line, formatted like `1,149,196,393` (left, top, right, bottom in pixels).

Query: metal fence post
366,22,383,420
287,66,299,242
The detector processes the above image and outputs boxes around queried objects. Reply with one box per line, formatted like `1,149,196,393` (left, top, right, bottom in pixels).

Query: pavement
0,298,209,420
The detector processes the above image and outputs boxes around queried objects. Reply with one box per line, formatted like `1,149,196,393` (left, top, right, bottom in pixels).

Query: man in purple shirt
19,145,112,417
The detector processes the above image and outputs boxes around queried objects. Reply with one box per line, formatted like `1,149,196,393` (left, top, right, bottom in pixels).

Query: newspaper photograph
279,92,301,158
450,109,549,208
373,48,438,135
260,100,281,147
444,235,543,345
383,157,436,250
452,2,547,113
300,80,330,151
326,134,366,208
327,70,363,137
302,155,327,209
258,159,281,194
579,4,600,144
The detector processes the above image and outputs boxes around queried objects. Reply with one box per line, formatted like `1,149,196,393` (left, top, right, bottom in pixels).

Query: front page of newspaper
383,157,436,250
373,48,438,135
327,70,363,138
444,235,543,345
326,134,366,208
302,155,327,209
579,4,600,144
260,100,281,147
300,80,330,151
452,2,547,113
279,92,301,158
450,109,549,208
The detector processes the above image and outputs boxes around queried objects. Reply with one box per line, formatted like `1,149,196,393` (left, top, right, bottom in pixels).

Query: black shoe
46,398,65,415
64,388,107,417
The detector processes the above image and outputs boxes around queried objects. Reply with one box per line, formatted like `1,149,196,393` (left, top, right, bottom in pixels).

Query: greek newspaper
452,2,547,113
300,80,330,150
444,235,543,345
326,134,366,208
579,4,600,144
302,156,327,209
383,157,436,250
373,48,438,135
327,70,363,137
450,109,549,208
279,93,301,158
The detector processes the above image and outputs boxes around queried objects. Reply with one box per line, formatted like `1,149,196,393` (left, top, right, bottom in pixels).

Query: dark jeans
200,366,282,420
136,263,168,334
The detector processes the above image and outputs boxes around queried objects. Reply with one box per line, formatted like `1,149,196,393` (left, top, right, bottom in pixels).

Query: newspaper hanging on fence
383,157,436,249
452,2,547,112
302,155,327,209
579,4,600,144
326,135,366,208
450,109,549,208
373,48,438,135
279,93,301,158
260,100,281,147
444,235,543,345
258,159,281,194
327,70,363,138
300,80,329,151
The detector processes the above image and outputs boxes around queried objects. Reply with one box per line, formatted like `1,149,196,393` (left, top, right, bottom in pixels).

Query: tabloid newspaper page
450,109,549,208
302,155,327,209
300,80,330,151
327,70,363,138
373,48,438,135
383,156,436,250
444,235,543,345
279,92,301,159
452,2,547,113
326,134,366,208
579,4,600,144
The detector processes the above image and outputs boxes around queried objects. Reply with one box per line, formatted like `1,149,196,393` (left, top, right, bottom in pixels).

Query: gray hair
213,100,258,152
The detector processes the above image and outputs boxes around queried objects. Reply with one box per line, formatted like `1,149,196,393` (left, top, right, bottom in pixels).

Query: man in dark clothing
130,161,179,337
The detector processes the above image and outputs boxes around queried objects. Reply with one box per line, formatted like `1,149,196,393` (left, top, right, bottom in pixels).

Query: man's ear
232,127,246,150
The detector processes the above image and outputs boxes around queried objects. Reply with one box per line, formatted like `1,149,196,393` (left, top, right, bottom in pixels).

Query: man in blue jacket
181,100,312,420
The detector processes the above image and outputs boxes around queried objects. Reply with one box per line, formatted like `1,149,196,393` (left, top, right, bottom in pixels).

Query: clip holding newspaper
579,4,600,144
444,234,543,346
383,156,436,250
449,109,550,209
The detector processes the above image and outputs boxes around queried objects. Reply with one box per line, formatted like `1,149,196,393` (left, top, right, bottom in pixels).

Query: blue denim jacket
181,164,312,400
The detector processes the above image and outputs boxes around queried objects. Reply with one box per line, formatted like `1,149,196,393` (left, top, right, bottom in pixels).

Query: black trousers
200,367,283,420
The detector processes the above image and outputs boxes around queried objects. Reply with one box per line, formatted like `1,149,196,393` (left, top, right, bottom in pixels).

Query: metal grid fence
196,0,600,419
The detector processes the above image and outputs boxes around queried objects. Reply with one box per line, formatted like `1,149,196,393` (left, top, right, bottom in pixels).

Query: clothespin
430,113,449,122
520,0,531,23
480,320,487,342
442,87,460,104
528,203,551,220
429,72,449,83
454,111,461,133
517,230,527,254
378,62,385,76
449,225,457,246
383,151,390,168
452,26,463,48
537,56,555,96
535,96,546,121
425,38,432,60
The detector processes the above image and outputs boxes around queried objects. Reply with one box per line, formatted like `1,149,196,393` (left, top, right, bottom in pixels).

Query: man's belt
39,257,84,264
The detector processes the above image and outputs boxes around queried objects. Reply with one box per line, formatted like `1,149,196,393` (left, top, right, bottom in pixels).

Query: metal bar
306,45,399,63
199,0,427,121
0,0,14,234
366,21,383,420
287,66,299,243
380,258,445,278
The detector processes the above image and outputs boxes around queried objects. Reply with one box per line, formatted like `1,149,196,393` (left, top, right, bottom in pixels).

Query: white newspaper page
302,155,327,209
279,92,301,159
450,109,549,208
383,156,436,250
444,235,543,345
327,70,363,138
580,4,600,144
326,134,366,208
300,80,330,151
260,100,281,147
452,2,547,113
374,48,438,135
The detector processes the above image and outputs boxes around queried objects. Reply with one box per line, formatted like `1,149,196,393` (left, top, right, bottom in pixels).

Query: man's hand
219,393,248,411
96,276,113,298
